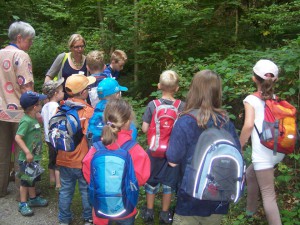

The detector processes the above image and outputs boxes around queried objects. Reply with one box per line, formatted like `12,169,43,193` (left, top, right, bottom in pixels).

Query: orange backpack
253,92,297,155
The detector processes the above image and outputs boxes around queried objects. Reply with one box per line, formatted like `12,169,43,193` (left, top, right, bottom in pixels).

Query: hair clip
107,121,113,126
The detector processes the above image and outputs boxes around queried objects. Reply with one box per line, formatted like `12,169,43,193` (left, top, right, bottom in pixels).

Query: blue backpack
87,100,107,143
181,110,245,203
89,140,139,218
48,102,83,151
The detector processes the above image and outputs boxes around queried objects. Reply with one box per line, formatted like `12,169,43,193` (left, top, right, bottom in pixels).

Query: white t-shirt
41,101,59,142
244,95,285,170
88,87,99,108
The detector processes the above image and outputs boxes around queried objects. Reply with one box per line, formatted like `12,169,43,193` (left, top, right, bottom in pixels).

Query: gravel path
0,181,59,225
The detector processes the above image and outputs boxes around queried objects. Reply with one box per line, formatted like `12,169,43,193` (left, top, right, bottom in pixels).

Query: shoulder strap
121,140,137,152
153,99,161,108
57,53,69,80
62,53,69,65
187,109,198,120
172,99,181,109
93,141,105,151
93,140,137,153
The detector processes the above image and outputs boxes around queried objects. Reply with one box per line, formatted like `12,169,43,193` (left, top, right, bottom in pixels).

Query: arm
166,117,188,167
142,102,153,133
15,134,33,163
239,102,255,149
168,162,178,167
44,76,52,83
45,53,66,82
82,147,97,183
142,122,149,133
129,145,151,186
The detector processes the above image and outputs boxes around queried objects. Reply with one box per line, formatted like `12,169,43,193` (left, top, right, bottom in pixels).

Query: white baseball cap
253,59,279,81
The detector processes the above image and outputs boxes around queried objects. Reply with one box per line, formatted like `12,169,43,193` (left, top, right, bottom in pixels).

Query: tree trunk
133,0,139,82
97,1,104,30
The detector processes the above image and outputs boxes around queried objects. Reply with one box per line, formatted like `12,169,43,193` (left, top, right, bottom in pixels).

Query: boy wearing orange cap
56,74,95,225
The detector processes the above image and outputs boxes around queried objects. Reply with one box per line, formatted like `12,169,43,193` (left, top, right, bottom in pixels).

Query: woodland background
0,0,299,224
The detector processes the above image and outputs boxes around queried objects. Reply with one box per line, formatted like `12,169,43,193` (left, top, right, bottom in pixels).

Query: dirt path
0,182,58,225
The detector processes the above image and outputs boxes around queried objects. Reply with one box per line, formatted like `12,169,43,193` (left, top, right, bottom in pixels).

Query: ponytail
254,74,275,100
101,99,132,146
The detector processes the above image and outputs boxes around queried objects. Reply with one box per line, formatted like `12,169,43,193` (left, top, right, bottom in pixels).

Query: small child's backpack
48,102,83,152
253,92,297,155
89,140,139,219
181,110,245,203
87,100,107,144
147,99,181,158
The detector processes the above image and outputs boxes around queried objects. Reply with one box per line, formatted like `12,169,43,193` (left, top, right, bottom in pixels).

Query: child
166,70,241,225
83,99,150,225
41,78,64,190
141,70,185,224
15,91,48,216
87,78,137,145
56,74,96,225
239,59,284,225
86,50,106,107
101,50,127,79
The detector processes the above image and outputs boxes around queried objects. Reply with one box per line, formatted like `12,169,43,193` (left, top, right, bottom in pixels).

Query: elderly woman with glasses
44,34,88,99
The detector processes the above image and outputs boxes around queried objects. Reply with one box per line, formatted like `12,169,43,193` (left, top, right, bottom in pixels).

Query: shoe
140,206,154,223
18,203,34,216
59,223,69,225
159,210,173,224
84,218,93,225
28,196,48,207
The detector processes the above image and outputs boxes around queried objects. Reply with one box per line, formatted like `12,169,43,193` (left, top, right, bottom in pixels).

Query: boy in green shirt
15,91,48,216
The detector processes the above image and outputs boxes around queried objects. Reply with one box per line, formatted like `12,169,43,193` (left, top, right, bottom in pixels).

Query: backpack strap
121,140,137,152
93,140,137,152
93,141,105,151
153,99,161,108
187,109,198,120
172,99,181,109
56,53,69,80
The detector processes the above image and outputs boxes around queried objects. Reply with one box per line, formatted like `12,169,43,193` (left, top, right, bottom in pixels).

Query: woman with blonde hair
44,34,87,99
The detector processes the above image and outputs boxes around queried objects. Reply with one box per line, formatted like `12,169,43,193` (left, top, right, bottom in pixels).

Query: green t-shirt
17,114,43,161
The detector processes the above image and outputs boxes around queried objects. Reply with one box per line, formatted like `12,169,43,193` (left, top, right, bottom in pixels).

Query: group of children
14,57,284,225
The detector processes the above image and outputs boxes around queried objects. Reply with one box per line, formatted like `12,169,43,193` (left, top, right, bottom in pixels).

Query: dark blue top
62,59,87,99
166,113,241,216
101,64,120,79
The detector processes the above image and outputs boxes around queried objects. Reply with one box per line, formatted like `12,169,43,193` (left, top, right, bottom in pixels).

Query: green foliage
1,1,300,224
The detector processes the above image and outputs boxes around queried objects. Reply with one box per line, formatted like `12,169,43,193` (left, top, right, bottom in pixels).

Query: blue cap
20,91,47,110
97,78,128,99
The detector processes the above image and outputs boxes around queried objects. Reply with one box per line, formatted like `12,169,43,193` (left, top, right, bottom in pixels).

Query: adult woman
166,70,241,225
240,59,284,225
0,21,35,198
44,34,88,99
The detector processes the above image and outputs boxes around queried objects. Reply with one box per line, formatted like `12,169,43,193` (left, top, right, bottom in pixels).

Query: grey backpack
181,111,245,203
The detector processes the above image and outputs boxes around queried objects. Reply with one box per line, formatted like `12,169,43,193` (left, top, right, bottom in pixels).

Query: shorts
19,161,41,187
46,142,58,170
144,183,172,195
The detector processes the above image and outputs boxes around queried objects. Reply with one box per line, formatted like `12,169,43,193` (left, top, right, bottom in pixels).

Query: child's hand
25,152,34,163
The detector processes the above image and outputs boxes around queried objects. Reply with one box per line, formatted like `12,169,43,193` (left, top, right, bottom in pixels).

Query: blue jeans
58,166,92,223
108,216,135,225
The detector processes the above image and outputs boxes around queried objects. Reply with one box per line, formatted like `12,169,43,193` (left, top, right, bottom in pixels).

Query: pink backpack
147,99,181,158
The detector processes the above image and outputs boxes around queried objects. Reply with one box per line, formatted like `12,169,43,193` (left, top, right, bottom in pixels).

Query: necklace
71,53,83,68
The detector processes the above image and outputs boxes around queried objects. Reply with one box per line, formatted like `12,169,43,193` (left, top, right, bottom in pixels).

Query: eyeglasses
73,45,85,49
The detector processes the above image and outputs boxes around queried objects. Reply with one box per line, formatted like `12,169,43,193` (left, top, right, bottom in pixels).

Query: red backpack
147,99,181,158
253,92,297,155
